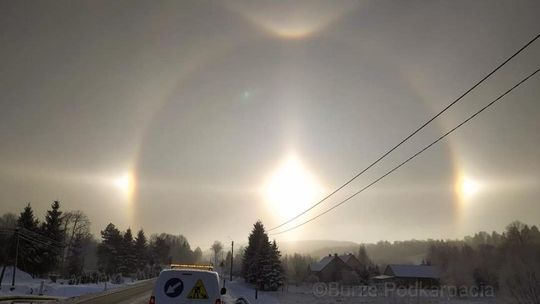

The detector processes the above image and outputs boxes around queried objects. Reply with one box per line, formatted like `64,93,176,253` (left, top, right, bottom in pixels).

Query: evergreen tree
134,229,148,271
242,221,283,290
357,245,372,266
119,228,136,275
41,200,65,274
14,203,42,275
357,245,375,282
257,243,271,289
242,221,268,286
17,204,39,229
97,223,122,275
66,233,84,277
267,240,284,290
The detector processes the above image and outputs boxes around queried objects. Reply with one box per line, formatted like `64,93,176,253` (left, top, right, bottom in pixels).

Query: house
374,264,440,287
338,253,363,272
308,254,352,282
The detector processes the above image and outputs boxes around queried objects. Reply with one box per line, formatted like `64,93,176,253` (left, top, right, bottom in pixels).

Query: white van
149,267,226,304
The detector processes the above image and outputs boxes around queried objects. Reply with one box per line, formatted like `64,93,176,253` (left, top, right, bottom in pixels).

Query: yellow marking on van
187,279,209,299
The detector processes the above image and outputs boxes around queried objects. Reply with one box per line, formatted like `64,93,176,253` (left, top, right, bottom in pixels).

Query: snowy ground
0,266,140,298
223,278,500,304
223,279,279,304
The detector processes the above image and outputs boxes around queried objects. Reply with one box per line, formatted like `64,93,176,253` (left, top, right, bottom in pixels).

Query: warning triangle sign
187,279,209,299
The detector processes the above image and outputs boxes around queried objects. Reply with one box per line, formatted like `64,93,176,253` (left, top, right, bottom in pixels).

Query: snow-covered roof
309,256,334,272
338,254,355,263
386,264,440,279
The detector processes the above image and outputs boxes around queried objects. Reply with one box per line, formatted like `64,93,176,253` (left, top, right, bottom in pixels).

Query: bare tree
61,210,91,272
211,241,223,267
0,213,17,229
501,222,540,304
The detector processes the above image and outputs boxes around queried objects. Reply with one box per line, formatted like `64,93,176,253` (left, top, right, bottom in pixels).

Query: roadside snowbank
0,266,136,298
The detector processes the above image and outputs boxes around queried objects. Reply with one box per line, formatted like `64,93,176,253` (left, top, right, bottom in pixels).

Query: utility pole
229,241,234,281
11,228,19,291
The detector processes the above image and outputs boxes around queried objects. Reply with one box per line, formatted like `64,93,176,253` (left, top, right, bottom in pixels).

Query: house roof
386,264,440,279
338,254,355,263
309,255,334,272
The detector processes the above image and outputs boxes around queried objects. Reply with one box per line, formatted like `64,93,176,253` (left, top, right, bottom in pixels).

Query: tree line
0,201,204,283
2,202,537,302
276,220,539,302
426,221,540,303
96,224,205,280
0,201,74,278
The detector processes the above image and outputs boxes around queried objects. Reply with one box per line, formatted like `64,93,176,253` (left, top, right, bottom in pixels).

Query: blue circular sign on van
164,278,184,298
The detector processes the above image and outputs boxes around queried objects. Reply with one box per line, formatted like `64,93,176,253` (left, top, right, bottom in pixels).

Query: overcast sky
1,0,539,249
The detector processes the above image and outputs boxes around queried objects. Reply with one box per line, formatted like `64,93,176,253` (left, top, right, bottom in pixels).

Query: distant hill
278,240,360,258
277,239,429,265
229,239,431,266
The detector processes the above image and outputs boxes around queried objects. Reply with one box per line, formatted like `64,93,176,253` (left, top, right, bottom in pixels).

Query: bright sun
263,155,323,219
113,172,135,201
457,175,481,201
462,179,479,197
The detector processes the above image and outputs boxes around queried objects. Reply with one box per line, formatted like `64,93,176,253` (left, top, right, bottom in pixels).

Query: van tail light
148,296,156,304
215,299,222,304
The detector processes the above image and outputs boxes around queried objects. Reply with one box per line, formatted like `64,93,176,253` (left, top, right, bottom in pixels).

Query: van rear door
153,269,220,304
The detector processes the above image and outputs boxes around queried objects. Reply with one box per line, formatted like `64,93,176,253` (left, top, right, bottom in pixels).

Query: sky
1,0,539,249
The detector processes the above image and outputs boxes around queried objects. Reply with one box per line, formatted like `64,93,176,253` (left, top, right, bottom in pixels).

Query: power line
2,227,66,247
271,67,540,235
18,226,64,246
267,33,540,232
268,33,539,232
19,227,64,247
19,232,64,249
19,236,63,250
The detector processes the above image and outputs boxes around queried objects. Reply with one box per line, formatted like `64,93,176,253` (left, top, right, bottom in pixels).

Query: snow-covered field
0,266,138,298
224,279,500,304
223,279,279,304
